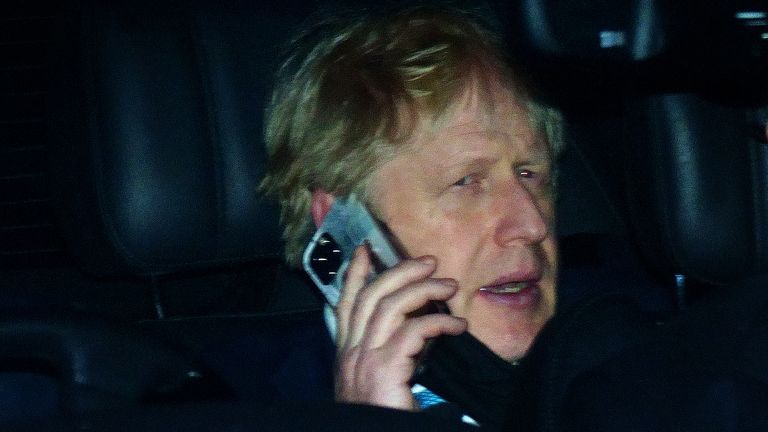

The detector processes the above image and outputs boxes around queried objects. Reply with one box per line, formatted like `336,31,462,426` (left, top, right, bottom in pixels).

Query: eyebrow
441,130,550,162
438,155,496,174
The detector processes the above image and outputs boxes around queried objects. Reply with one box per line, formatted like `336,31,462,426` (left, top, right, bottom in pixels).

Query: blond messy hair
261,5,563,267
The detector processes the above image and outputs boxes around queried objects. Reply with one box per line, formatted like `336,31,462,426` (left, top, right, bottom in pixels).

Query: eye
518,166,554,195
452,174,478,187
518,166,551,183
518,168,535,179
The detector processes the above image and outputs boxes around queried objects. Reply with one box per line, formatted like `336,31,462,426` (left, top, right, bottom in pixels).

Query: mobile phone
302,194,451,411
303,194,401,307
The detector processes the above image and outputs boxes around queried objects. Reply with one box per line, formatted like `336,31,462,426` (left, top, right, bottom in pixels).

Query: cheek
543,200,556,227
391,209,481,274
545,236,558,266
396,216,461,258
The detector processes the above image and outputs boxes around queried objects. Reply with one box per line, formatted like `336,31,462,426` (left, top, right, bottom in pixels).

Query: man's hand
333,246,467,410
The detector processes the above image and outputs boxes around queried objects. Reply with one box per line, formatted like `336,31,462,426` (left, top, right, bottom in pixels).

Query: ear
310,189,335,228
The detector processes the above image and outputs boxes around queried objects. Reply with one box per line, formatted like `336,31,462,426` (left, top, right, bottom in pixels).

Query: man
261,4,562,422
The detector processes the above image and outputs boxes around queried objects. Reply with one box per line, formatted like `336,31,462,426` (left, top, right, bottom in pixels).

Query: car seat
3,0,333,425
623,93,768,301
557,90,768,432
47,0,326,317
557,84,768,432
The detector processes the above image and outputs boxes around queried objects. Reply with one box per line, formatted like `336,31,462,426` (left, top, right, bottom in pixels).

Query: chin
467,307,554,362
487,332,537,362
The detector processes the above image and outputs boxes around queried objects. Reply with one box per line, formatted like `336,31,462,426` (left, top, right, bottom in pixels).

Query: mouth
478,279,541,308
479,281,528,294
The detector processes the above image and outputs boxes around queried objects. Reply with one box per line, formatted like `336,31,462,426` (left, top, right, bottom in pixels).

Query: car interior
2,0,767,430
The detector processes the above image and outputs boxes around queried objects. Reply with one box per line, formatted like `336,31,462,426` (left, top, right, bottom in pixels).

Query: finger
346,256,437,346
385,314,467,360
360,279,457,350
336,245,370,346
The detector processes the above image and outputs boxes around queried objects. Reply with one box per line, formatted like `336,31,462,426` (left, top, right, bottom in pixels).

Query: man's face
369,83,557,362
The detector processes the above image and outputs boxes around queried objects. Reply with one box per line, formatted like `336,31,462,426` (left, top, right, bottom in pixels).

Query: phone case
302,194,400,307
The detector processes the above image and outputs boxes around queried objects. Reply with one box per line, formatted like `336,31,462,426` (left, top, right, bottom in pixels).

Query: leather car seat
4,0,331,425
47,0,323,317
623,93,768,298
556,22,768,432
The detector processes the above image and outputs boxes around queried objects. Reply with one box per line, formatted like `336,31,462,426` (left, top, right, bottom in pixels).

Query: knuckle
377,292,400,313
335,299,353,319
346,261,366,281
355,284,377,305
407,314,452,336
408,314,432,329
386,258,429,280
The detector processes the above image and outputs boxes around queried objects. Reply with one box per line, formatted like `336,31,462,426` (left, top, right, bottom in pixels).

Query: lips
481,269,542,291
480,281,528,294
478,274,542,308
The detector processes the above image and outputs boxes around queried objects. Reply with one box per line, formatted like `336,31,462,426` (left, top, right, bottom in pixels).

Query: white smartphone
302,194,401,307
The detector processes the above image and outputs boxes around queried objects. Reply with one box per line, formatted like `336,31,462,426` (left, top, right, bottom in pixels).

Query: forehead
406,78,543,156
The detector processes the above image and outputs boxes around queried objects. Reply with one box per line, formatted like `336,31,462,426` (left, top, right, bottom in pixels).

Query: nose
492,178,550,247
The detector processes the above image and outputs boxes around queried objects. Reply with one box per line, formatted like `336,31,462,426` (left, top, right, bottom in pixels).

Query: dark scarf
413,331,524,430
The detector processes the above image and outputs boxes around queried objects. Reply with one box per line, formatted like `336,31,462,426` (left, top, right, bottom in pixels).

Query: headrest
48,0,314,276
507,0,666,61
622,94,768,285
507,0,767,64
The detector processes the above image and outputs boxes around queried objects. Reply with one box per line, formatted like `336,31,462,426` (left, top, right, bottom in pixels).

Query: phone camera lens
310,233,342,284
